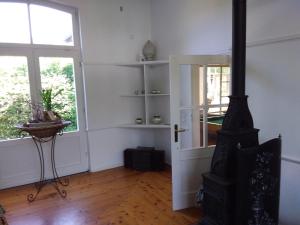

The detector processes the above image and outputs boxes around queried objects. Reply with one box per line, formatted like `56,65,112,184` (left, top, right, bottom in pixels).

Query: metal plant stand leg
27,134,69,202
27,137,46,202
50,135,69,197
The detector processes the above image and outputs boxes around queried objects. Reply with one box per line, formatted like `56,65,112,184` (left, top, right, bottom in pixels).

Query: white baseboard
90,161,124,173
0,173,38,190
0,166,87,190
90,159,172,172
173,191,197,211
281,155,300,165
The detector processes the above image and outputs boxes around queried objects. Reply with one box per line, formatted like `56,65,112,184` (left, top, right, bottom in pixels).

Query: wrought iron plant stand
0,205,8,225
16,121,71,202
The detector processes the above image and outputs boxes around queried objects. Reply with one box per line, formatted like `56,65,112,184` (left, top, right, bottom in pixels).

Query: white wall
151,0,232,58
0,132,87,189
56,0,151,62
151,0,300,224
54,0,158,172
247,39,300,225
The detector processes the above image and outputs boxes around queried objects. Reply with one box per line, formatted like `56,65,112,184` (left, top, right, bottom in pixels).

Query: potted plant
40,88,63,122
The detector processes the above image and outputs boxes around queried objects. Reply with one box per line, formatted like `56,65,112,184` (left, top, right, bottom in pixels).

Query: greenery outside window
0,1,81,140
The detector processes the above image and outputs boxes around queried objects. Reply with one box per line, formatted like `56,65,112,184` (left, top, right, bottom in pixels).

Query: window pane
207,67,221,105
180,109,204,149
0,3,30,44
39,57,78,132
221,69,231,104
207,114,224,146
30,5,74,46
179,65,204,107
0,56,31,140
207,66,231,105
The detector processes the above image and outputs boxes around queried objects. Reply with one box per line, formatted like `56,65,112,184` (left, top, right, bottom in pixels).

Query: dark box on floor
124,147,165,171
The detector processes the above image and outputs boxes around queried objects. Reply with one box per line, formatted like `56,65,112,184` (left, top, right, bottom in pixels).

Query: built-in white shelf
115,60,169,67
117,60,170,129
119,124,170,129
147,94,170,97
120,94,169,97
120,94,145,97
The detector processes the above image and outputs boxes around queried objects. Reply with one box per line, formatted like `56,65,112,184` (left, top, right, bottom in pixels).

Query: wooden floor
0,167,202,225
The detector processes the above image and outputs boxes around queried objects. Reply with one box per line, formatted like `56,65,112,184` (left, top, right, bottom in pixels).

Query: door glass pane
207,66,231,105
206,112,225,146
180,109,204,149
221,67,231,104
0,3,30,44
30,5,74,46
39,57,78,132
207,67,221,105
178,64,230,148
180,65,204,107
0,56,31,140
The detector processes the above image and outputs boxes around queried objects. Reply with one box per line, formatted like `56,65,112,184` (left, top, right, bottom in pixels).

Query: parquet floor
0,167,201,225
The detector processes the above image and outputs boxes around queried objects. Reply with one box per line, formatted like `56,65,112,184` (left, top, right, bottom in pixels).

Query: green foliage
41,88,63,111
62,64,74,83
0,94,30,139
41,62,61,77
41,89,53,111
40,61,78,131
0,59,78,140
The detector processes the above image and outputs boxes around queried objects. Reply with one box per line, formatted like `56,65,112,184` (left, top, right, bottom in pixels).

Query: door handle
175,128,186,133
174,124,186,142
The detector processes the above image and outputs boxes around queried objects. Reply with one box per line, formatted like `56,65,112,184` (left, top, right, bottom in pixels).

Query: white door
0,49,89,189
0,1,89,189
33,50,89,177
170,55,230,210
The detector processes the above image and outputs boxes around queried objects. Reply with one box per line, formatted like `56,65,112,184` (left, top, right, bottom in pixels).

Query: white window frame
0,0,81,49
0,0,85,143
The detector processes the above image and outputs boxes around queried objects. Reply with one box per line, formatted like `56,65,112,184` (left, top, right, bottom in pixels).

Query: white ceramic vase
143,40,156,61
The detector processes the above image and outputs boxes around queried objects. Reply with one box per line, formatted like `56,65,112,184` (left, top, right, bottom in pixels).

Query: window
30,5,74,45
39,57,78,132
0,56,31,139
207,66,231,115
0,1,80,141
206,66,231,146
0,3,30,43
179,64,231,147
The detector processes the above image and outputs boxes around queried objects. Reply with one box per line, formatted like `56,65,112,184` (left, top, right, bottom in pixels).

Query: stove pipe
199,1,281,224
232,0,246,97
210,0,257,178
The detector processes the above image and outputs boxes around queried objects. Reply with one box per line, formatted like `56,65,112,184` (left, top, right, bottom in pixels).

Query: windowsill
0,130,80,147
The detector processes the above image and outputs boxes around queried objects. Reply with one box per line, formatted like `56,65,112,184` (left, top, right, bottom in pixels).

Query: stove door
170,55,230,210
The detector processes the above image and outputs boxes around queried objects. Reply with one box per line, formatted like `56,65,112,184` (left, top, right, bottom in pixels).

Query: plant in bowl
40,88,63,122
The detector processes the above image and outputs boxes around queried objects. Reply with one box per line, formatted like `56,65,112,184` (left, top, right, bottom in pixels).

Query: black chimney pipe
232,0,246,96
199,0,281,224
210,0,256,179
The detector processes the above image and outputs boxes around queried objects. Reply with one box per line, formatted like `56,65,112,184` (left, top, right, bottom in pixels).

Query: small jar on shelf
135,118,143,124
151,115,162,124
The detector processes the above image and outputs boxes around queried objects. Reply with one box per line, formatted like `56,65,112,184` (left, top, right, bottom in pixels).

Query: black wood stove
199,0,281,225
